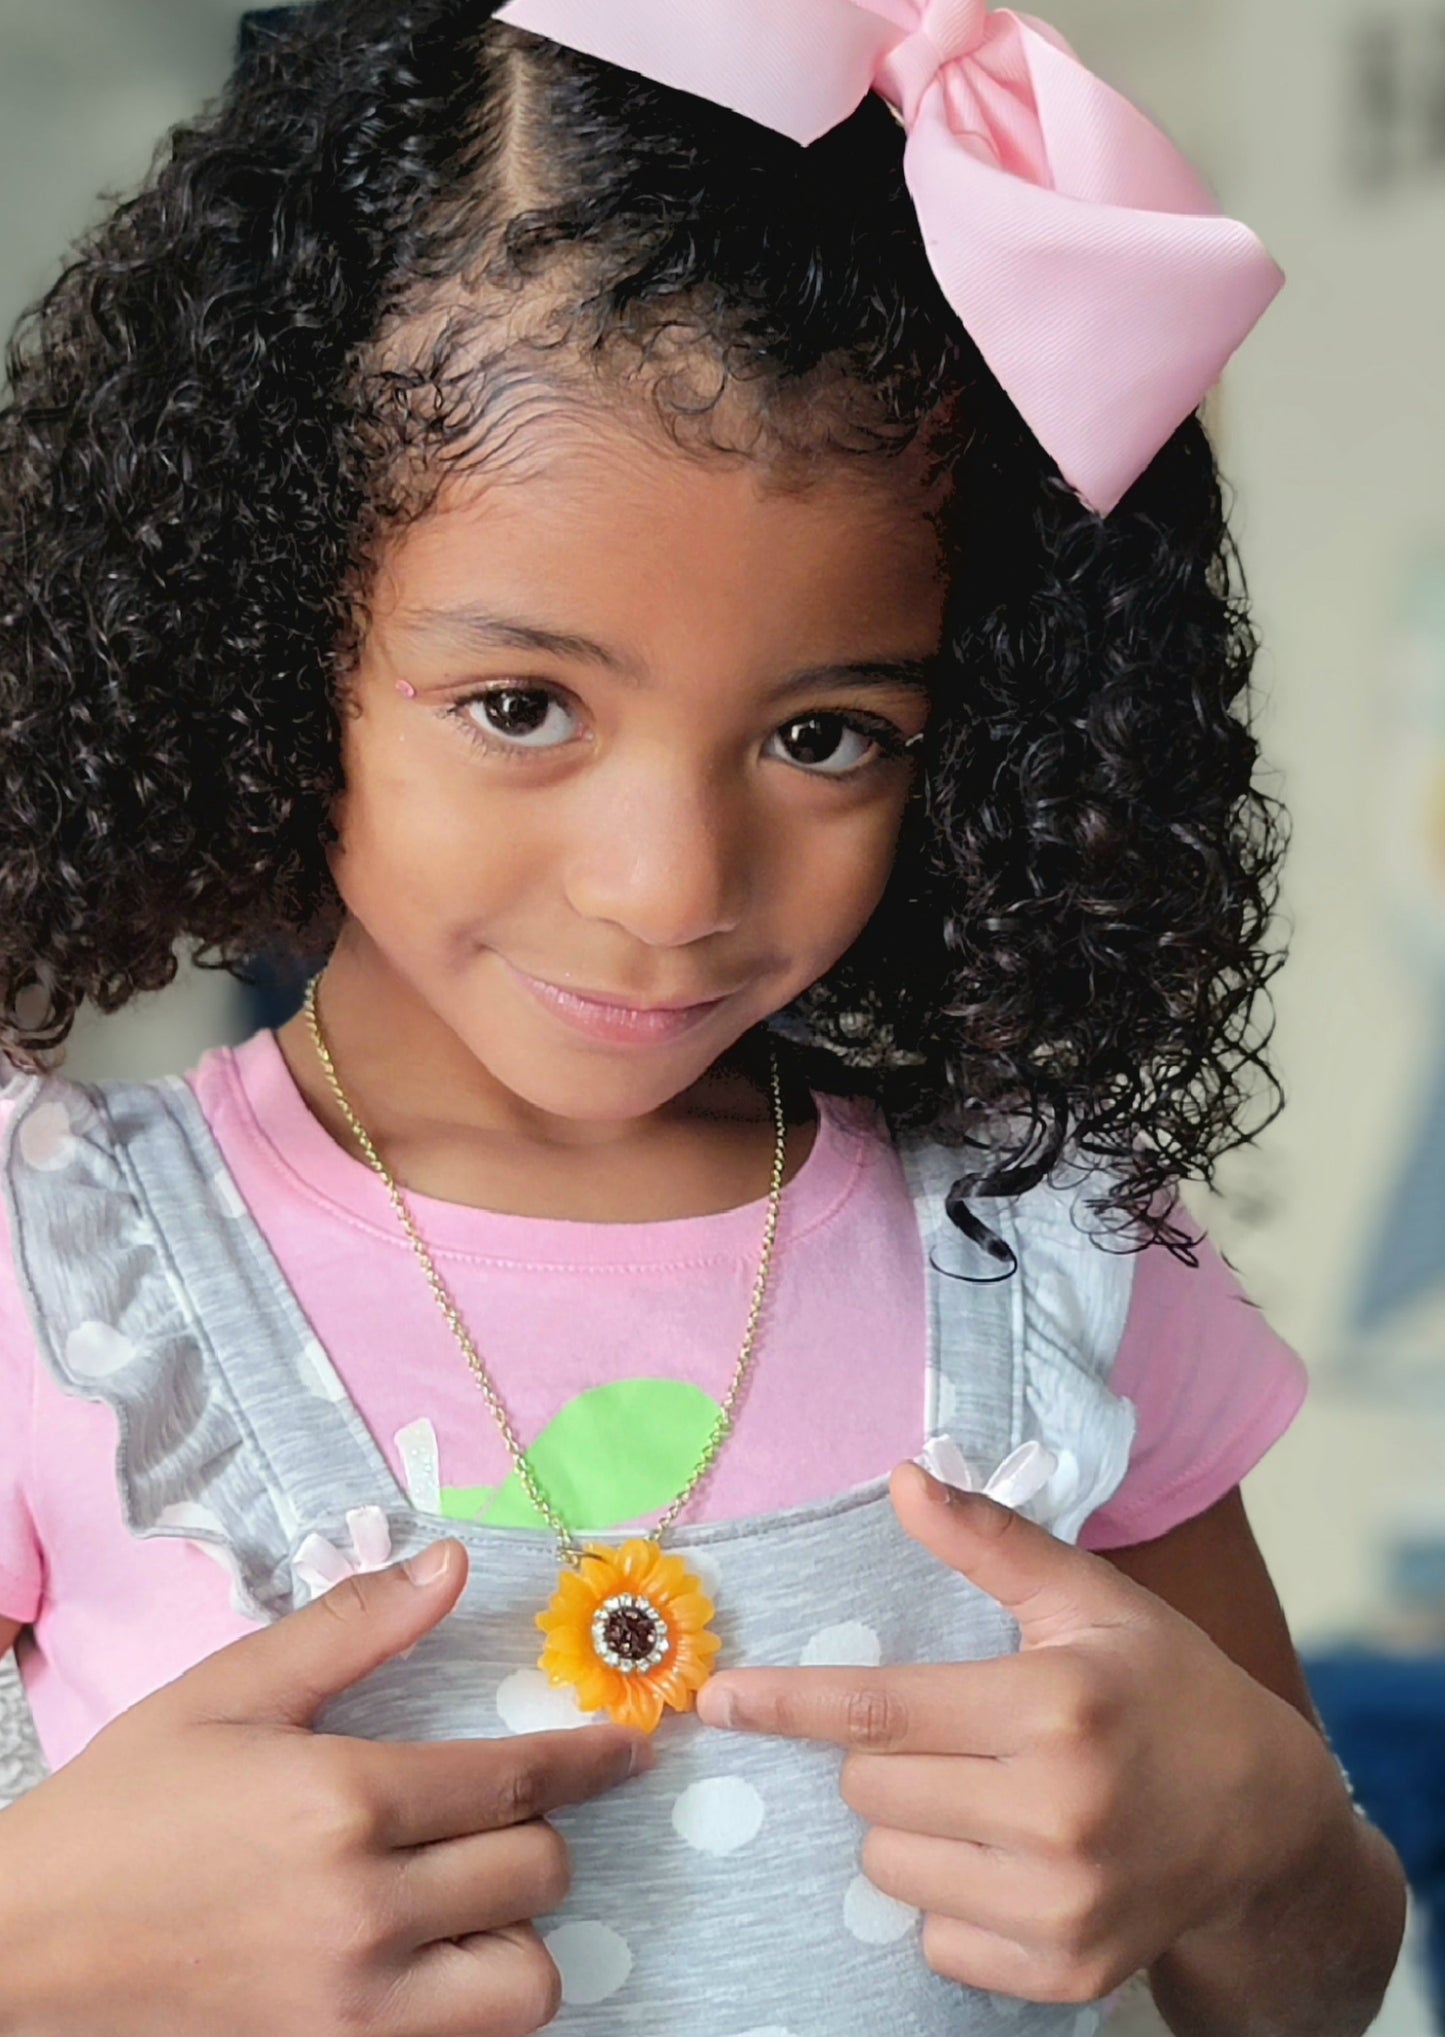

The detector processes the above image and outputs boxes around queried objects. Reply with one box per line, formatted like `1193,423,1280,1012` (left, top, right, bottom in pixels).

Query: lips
543,982,721,1014
502,960,734,1047
509,965,727,1014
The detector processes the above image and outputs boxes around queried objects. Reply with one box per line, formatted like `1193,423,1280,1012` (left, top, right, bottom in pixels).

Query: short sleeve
0,1100,45,1623
1078,1232,1309,1551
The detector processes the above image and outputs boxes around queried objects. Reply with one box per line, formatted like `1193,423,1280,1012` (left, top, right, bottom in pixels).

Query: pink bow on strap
494,0,1283,515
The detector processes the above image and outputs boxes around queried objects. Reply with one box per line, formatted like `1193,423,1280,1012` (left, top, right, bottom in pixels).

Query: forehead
369,403,950,660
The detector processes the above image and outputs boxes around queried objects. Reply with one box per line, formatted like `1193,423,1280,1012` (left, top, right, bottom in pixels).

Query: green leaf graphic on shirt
438,1378,723,1531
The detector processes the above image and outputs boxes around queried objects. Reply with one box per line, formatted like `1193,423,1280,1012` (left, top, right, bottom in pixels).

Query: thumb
175,1539,469,1728
890,1461,1144,1648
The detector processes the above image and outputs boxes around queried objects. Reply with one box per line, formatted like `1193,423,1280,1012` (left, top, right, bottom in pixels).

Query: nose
565,761,748,950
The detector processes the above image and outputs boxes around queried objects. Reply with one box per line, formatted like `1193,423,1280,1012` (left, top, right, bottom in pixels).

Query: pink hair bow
494,0,1283,516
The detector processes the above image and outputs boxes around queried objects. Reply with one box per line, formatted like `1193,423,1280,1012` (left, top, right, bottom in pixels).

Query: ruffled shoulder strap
896,1135,1139,1547
1,1068,390,1622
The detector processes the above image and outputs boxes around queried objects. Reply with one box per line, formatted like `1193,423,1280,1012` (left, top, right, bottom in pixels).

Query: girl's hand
695,1464,1343,2006
0,1542,651,2037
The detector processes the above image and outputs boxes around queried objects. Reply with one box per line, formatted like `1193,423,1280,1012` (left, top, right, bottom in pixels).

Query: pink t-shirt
0,1032,1307,1770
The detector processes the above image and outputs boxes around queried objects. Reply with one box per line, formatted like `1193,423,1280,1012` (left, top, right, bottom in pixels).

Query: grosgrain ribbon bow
495,0,1283,516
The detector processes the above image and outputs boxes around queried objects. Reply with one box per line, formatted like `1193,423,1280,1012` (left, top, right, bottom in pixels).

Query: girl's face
332,407,949,1128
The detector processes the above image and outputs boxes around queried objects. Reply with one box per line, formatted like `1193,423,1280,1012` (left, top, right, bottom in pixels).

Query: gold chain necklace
303,974,788,1733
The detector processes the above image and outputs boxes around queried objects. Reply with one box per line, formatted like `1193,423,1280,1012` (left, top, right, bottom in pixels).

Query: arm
1101,1488,1408,2037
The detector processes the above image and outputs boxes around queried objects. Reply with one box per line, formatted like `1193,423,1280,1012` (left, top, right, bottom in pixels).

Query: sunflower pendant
535,1538,722,1733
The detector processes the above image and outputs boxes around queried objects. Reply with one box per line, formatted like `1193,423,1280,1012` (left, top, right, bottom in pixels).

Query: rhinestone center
591,1592,671,1675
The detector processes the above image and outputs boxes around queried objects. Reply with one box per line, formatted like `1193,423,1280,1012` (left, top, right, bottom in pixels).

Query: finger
918,1911,1087,2004
842,1751,1038,1851
177,1542,469,1730
862,1825,1078,1948
391,1821,572,1947
361,1726,653,1848
697,1657,1055,1755
381,1921,563,2037
891,1462,1148,1648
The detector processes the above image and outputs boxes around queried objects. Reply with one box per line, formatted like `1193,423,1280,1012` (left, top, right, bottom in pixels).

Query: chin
476,1035,734,1124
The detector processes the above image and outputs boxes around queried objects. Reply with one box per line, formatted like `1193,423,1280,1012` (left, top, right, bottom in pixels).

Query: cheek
330,716,524,923
332,699,912,969
778,792,911,957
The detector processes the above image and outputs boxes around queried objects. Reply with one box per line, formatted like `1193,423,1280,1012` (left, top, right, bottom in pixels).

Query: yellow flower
536,1539,721,1733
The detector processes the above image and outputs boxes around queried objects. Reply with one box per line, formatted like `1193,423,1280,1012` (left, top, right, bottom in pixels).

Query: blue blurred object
1306,1650,1445,2026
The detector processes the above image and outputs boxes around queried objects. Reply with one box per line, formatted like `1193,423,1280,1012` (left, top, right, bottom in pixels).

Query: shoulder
1082,1227,1308,1552
894,1129,1142,1379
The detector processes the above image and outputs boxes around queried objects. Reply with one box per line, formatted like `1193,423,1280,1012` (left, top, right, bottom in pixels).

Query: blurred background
1,0,1443,2027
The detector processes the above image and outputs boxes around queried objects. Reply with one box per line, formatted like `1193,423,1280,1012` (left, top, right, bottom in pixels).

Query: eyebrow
397,606,940,701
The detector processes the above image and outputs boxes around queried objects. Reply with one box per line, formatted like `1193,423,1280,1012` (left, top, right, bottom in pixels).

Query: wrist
1153,1716,1408,2037
1187,1709,1359,1946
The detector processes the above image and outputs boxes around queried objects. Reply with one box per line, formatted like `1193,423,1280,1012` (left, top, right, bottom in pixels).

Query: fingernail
702,1683,737,1729
405,1542,451,1586
627,1737,657,1778
912,1465,958,1506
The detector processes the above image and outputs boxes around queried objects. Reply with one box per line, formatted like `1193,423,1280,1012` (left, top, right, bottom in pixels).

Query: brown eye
460,686,578,751
771,713,886,776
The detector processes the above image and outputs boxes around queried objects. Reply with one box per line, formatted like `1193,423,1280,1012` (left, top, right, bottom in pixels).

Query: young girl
0,2,1408,2033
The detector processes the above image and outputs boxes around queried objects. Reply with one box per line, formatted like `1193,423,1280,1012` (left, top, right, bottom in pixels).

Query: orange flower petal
546,1655,618,1711
648,1553,693,1598
553,1569,601,1611
675,1630,723,1668
536,1538,724,1734
666,1591,715,1630
577,1549,624,1594
615,1679,667,1733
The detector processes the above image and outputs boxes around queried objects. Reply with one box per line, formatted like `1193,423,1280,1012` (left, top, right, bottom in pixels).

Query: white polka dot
64,1321,138,1379
675,1547,722,1599
543,1920,633,2006
801,1621,882,1669
211,1169,248,1220
496,1668,597,1734
156,1499,227,1539
843,1872,919,1945
18,1101,78,1171
934,1372,960,1428
671,1776,765,1856
295,1339,347,1404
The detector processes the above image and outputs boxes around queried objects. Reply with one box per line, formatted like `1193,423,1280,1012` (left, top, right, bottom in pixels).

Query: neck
277,928,794,1181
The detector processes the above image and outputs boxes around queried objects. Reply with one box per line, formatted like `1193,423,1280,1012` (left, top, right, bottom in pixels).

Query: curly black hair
0,0,1286,1253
